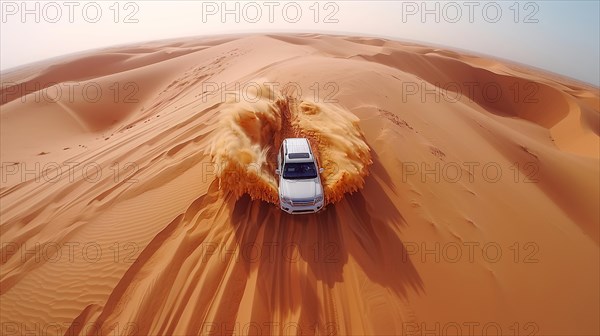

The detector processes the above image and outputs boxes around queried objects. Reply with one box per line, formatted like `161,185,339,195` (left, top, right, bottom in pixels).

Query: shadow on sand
228,153,424,334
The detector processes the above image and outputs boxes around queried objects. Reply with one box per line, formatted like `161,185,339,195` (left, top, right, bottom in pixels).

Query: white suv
276,138,325,214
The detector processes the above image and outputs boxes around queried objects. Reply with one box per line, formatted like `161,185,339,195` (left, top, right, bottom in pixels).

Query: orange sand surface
1,34,599,335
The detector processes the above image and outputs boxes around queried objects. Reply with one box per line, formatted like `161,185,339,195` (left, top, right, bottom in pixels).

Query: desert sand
1,34,599,335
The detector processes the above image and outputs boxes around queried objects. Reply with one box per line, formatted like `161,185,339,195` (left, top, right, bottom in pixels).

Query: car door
277,143,283,171
277,142,284,189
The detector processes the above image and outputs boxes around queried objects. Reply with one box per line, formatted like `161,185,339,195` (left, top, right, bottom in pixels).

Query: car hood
279,178,323,200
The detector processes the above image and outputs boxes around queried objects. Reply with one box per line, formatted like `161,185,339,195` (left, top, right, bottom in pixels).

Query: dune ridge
0,34,598,335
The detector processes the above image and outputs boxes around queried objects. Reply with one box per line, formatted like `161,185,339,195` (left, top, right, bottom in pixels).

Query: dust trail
209,79,372,205
209,81,282,204
290,99,373,204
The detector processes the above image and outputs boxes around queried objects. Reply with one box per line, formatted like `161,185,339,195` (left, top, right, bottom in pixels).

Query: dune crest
209,80,372,205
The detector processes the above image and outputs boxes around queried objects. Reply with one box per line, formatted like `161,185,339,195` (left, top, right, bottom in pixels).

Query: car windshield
282,162,317,180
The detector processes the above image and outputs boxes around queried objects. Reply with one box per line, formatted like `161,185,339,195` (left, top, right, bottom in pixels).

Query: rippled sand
1,34,598,335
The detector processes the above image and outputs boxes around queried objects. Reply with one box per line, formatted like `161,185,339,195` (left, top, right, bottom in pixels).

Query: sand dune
1,34,599,335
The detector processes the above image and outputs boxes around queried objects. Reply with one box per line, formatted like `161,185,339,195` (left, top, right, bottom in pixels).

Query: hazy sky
1,0,599,85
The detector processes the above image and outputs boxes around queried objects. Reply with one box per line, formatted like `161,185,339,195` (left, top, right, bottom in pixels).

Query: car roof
284,138,315,163
284,138,311,154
